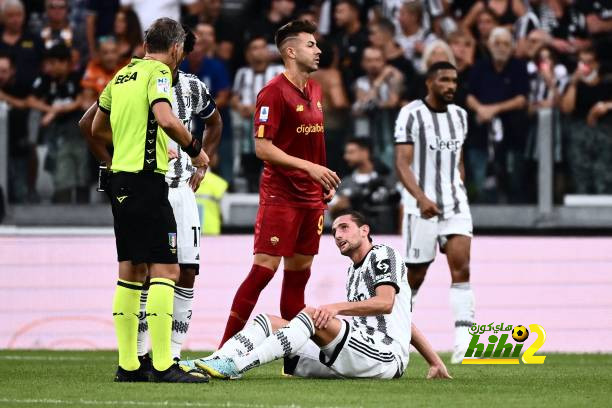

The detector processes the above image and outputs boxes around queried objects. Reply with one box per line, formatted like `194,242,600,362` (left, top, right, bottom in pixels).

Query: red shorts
253,205,325,257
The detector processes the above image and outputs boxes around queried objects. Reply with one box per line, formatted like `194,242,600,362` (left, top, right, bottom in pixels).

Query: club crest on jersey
296,104,304,112
168,233,177,253
259,106,269,122
157,77,170,94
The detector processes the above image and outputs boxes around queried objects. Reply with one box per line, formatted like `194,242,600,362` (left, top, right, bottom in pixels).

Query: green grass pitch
1,350,611,407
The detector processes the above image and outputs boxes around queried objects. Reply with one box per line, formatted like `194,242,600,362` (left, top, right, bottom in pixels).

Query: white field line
0,398,360,408
0,355,112,361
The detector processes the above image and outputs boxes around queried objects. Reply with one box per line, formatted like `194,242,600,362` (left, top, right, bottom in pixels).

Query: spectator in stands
40,0,85,69
329,138,400,234
352,46,403,166
517,28,551,59
472,7,499,61
413,39,457,99
182,22,232,182
331,0,370,97
368,17,419,103
396,0,432,73
467,27,530,203
85,0,120,61
113,8,143,62
311,39,350,177
198,0,239,63
549,0,591,60
0,0,44,89
561,47,612,194
0,52,38,203
120,0,201,35
80,36,121,108
462,0,526,31
27,44,87,203
230,35,284,192
448,29,476,108
245,0,296,59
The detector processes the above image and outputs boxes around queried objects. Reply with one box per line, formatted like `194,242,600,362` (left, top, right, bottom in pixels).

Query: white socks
137,289,148,357
217,314,272,358
234,311,315,373
450,282,475,347
171,286,194,360
136,286,195,360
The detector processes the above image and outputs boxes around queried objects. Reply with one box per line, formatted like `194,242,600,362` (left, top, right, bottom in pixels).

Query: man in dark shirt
27,44,87,203
467,27,530,203
330,0,369,99
0,0,44,88
0,51,36,203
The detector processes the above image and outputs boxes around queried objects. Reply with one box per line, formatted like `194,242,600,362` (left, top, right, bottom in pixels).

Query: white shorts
402,211,473,264
168,184,201,267
283,320,406,380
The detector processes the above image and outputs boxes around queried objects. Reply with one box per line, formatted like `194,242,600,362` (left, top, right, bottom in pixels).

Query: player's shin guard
146,278,175,371
217,313,273,358
280,268,311,320
112,279,143,371
171,286,194,360
450,282,475,358
136,288,148,356
233,311,315,373
220,264,275,346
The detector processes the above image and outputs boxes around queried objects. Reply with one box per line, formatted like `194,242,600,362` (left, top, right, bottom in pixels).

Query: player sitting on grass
183,211,451,380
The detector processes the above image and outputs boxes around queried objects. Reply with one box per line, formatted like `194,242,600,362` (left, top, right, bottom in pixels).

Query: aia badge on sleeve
259,106,269,122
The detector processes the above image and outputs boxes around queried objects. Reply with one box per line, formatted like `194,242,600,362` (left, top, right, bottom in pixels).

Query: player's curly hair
274,19,317,50
182,24,196,55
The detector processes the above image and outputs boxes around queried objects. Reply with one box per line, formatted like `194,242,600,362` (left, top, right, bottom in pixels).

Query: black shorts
109,171,178,264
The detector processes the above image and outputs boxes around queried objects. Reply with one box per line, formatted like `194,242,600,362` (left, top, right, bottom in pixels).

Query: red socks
219,264,275,346
280,268,311,320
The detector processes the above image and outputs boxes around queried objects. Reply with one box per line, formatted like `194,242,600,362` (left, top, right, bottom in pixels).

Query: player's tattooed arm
395,144,440,218
313,285,396,329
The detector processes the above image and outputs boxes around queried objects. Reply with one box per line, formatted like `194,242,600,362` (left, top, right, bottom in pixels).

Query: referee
91,18,208,383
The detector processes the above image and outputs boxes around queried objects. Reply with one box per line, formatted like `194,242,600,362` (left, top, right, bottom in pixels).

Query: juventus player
394,61,475,364
184,211,450,380
79,26,222,364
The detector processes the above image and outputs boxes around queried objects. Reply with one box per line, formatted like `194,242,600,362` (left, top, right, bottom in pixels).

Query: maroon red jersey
253,73,327,209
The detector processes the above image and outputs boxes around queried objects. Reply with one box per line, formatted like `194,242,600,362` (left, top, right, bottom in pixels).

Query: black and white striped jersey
346,244,411,357
166,70,217,187
232,64,284,106
394,99,470,219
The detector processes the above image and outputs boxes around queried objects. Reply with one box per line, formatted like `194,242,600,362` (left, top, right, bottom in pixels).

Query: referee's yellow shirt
98,58,173,174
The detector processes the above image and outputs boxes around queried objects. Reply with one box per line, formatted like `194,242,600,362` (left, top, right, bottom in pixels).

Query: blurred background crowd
0,0,610,233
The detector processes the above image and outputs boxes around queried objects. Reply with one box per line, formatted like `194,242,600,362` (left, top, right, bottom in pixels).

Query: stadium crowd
0,0,611,226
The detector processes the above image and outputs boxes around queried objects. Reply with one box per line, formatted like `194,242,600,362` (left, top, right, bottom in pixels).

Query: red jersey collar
281,72,311,101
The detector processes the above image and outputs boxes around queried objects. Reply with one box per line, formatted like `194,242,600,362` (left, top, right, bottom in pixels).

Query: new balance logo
116,195,128,203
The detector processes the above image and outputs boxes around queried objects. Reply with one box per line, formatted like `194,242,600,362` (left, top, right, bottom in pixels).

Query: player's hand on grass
312,304,339,329
426,364,452,380
417,196,441,219
191,149,210,168
306,163,340,192
323,187,336,203
189,167,207,192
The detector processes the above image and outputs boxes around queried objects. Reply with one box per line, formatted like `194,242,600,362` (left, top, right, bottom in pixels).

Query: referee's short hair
426,61,457,79
333,210,373,243
275,20,317,50
145,18,186,54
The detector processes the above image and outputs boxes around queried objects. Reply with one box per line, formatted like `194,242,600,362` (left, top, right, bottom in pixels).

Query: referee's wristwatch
182,137,202,158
